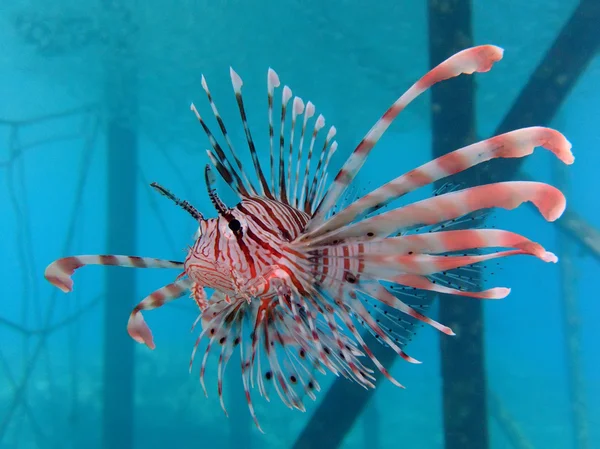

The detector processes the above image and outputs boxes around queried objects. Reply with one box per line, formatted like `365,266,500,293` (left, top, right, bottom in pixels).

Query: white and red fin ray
190,292,342,431
413,223,489,296
355,290,428,350
290,284,373,388
190,103,250,198
259,312,344,412
303,254,446,344
260,304,340,423
308,229,558,262
194,67,335,210
44,255,184,293
216,306,245,417
313,141,338,213
301,287,370,385
415,182,490,234
300,181,567,247
284,294,374,388
296,257,418,386
299,114,326,211
300,231,557,296
202,148,242,197
263,309,306,411
238,303,265,432
278,86,293,203
307,288,378,388
43,257,191,353
357,281,453,335
392,181,490,236
399,183,493,298
268,68,281,194
291,101,315,207
288,212,564,364
305,126,337,212
200,75,257,195
287,97,305,201
229,68,274,199
269,314,318,402
189,294,245,413
302,242,452,382
301,126,573,241
294,281,430,380
303,45,507,233
127,278,193,350
305,178,360,224
329,288,411,388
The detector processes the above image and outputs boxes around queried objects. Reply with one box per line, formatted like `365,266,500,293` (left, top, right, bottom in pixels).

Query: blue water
1,1,598,448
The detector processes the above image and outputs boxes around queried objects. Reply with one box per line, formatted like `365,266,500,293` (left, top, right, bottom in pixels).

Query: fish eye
228,219,241,232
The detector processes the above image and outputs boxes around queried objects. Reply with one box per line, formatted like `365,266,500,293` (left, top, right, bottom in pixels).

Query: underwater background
0,0,599,448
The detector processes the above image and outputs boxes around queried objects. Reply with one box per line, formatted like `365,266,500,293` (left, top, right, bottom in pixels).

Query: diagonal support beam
292,342,390,449
478,0,600,214
488,0,600,167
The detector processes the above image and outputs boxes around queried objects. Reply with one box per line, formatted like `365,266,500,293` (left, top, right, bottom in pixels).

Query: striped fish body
43,45,575,433
185,197,310,298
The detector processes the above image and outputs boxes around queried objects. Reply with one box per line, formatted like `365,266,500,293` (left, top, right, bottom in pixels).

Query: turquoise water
1,1,598,448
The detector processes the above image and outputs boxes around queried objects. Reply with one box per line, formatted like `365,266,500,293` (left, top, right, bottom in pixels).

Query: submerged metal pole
427,2,489,449
102,3,138,448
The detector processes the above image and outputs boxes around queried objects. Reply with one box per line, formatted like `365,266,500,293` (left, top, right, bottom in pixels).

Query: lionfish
45,45,574,431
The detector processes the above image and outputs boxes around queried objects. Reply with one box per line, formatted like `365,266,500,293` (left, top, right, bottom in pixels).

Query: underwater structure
1,1,598,449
